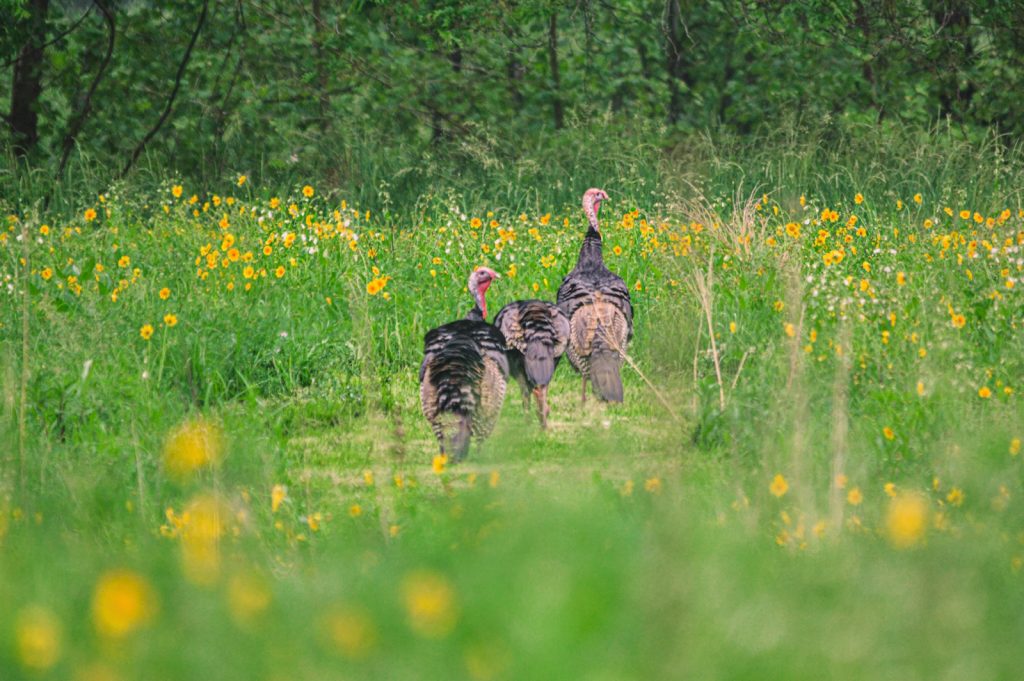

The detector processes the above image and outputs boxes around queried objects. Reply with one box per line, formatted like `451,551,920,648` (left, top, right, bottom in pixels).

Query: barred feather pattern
557,223,634,402
475,357,508,439
494,299,570,390
419,314,508,460
565,297,630,370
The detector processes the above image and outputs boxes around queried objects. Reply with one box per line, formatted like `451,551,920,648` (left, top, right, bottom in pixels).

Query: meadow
2,124,1024,680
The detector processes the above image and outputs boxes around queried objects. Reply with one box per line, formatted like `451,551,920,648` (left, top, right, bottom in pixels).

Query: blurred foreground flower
402,570,458,638
180,493,230,586
227,572,271,627
16,605,62,670
885,492,928,549
271,484,287,512
769,474,788,498
162,417,224,481
92,569,157,638
321,607,377,659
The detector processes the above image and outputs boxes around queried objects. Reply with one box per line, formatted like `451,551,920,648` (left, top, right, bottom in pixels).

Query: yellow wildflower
15,606,62,671
91,570,157,638
402,571,458,638
162,417,224,481
946,487,964,507
227,573,271,626
322,607,377,659
271,484,287,512
886,493,927,548
769,474,788,498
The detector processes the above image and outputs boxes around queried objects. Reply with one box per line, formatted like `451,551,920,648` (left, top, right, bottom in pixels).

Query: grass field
2,127,1024,679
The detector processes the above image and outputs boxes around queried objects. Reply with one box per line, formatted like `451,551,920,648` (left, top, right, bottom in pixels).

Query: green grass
2,126,1024,679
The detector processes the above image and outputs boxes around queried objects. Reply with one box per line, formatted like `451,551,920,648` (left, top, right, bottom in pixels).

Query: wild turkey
419,267,508,461
556,188,634,403
493,300,570,428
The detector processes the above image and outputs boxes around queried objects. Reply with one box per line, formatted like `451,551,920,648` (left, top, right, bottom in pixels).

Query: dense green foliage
4,0,1024,194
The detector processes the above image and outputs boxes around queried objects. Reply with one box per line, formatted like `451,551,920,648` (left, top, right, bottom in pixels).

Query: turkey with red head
493,299,569,428
419,267,508,461
556,188,633,403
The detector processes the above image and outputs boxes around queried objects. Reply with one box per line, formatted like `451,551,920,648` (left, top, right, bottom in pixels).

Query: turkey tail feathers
448,414,473,462
524,345,556,387
494,300,569,390
589,349,624,402
565,297,628,402
421,336,485,458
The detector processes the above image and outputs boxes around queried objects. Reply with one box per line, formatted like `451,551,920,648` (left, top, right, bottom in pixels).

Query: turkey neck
576,225,605,271
465,305,485,322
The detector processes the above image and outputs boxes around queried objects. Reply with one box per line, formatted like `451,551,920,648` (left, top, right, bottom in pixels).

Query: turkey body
557,193,633,403
419,268,508,461
493,299,569,427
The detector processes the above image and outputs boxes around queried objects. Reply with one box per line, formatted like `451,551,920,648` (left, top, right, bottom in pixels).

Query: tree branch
119,0,209,179
0,5,94,70
55,0,115,182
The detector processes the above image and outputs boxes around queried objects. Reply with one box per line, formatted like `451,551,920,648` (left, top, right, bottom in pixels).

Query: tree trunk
548,13,564,130
56,0,116,182
931,1,975,123
9,0,49,156
507,44,524,109
664,0,688,125
429,46,462,144
853,0,882,121
312,0,329,133
582,0,593,102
